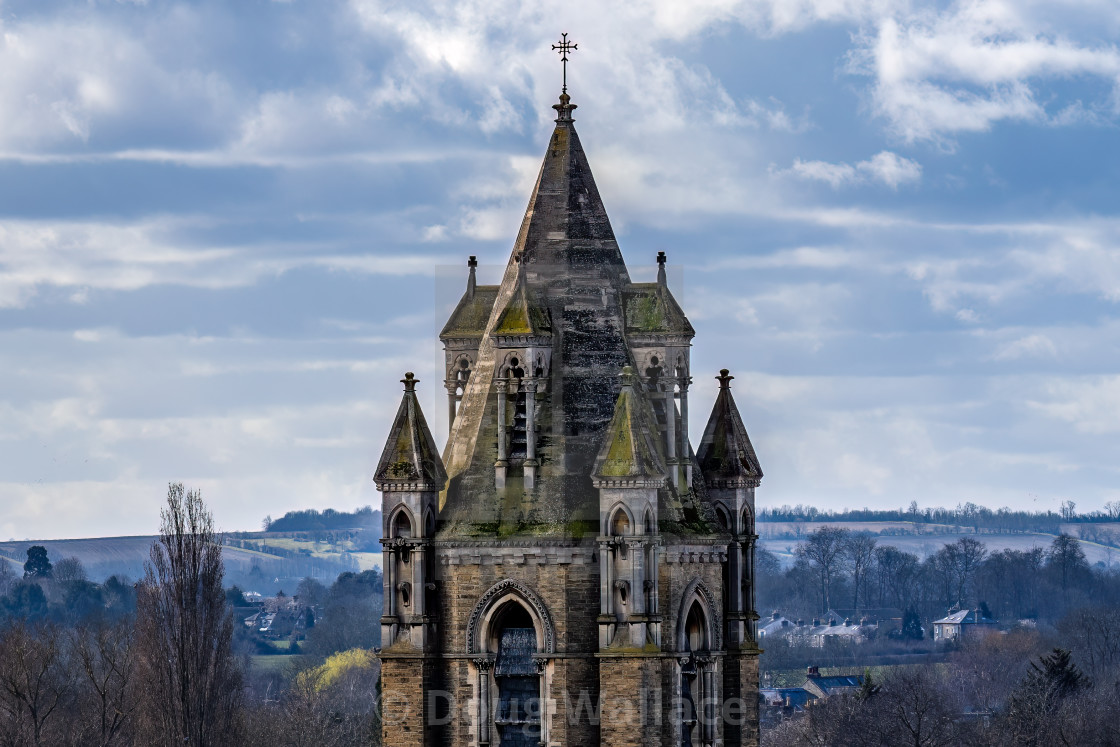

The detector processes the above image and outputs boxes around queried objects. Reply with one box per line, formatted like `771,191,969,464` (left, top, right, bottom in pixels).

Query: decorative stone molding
465,578,557,654
678,577,722,651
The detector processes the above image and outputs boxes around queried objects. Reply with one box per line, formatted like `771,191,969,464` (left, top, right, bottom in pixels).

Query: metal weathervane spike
551,33,578,94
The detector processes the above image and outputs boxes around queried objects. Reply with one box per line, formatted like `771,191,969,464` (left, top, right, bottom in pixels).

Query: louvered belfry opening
493,604,541,746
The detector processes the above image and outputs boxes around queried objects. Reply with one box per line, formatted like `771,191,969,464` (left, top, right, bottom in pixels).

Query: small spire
620,365,635,388
467,255,477,299
717,369,733,389
656,251,667,286
402,371,417,392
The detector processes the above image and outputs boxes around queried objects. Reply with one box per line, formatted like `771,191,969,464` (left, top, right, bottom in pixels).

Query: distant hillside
0,527,382,593
758,521,1120,569
263,506,381,532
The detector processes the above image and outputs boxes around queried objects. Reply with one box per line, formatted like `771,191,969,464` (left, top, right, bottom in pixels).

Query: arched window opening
685,600,708,653
392,509,413,539
715,506,731,532
680,600,710,747
645,508,656,535
610,508,631,537
492,603,541,747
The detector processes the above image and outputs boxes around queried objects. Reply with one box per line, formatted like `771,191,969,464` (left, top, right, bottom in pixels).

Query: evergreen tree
901,606,923,640
23,546,52,579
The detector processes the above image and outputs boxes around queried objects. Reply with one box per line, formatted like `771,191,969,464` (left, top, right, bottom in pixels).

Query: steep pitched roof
696,369,763,488
492,262,551,338
374,373,447,491
440,285,499,339
623,283,695,338
591,367,667,487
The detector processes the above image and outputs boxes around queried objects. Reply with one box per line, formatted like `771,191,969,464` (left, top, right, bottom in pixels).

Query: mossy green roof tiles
623,283,695,337
592,368,666,485
439,285,499,339
493,270,551,337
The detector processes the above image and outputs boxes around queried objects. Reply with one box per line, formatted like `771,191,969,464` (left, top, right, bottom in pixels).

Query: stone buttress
375,88,765,747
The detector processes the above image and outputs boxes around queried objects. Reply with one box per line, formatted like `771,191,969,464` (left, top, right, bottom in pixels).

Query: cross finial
717,369,734,389
552,33,578,95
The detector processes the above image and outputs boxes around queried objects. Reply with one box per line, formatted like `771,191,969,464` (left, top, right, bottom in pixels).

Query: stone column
680,378,693,485
664,388,678,488
411,544,424,617
628,538,645,646
524,378,537,489
446,381,457,429
598,538,614,647
702,661,716,746
534,656,550,744
748,535,758,642
475,659,492,745
729,539,743,645
495,379,508,488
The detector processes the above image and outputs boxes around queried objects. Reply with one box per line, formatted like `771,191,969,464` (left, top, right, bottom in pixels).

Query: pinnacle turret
374,373,447,492
696,369,763,488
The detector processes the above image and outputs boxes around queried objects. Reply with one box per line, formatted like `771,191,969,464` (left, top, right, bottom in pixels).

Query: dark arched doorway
492,603,541,746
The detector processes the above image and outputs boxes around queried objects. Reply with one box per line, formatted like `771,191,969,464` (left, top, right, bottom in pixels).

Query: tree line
260,507,381,533
759,499,1120,536
758,527,1120,627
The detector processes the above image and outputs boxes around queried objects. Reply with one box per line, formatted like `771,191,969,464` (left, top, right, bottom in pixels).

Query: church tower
376,65,763,747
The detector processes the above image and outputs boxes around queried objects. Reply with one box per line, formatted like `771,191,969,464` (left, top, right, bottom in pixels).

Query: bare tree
843,533,877,613
933,538,987,607
875,666,961,747
72,618,137,746
874,546,920,611
0,622,72,747
796,527,850,612
53,557,88,585
0,560,16,597
135,483,242,745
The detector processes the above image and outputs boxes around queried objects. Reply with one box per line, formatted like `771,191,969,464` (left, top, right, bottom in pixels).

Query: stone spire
374,372,447,492
592,367,667,487
696,369,763,488
437,87,637,535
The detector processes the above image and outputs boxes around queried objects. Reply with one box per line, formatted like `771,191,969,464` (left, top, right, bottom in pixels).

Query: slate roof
439,285,499,339
760,688,817,710
804,674,863,698
696,370,763,487
493,265,551,338
374,373,447,491
934,609,998,625
622,283,695,338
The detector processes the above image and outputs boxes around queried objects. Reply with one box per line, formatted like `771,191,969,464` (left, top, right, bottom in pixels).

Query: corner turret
376,372,445,650
697,369,762,647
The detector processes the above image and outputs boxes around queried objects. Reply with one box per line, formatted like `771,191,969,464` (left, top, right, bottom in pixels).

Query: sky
2,0,1120,539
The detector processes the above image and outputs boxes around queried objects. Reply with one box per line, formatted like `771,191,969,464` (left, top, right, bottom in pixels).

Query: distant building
826,608,903,636
758,612,799,640
760,687,817,724
801,667,864,699
932,608,998,642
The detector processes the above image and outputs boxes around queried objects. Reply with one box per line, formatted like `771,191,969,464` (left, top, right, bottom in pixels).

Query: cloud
788,150,922,188
993,333,1058,361
847,2,1120,142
